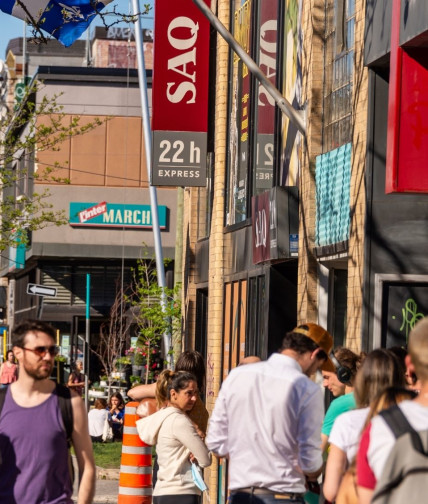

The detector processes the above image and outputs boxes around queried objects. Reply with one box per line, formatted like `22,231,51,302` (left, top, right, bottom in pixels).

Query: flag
0,0,113,47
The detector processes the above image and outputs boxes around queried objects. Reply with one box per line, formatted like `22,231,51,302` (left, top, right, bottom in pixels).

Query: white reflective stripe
120,465,152,474
118,486,152,496
125,406,137,415
122,445,152,455
123,426,138,435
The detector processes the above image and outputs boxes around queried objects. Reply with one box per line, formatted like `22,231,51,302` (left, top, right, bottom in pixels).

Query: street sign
26,284,57,298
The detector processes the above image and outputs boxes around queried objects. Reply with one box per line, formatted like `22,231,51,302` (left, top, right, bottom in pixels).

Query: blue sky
0,1,154,62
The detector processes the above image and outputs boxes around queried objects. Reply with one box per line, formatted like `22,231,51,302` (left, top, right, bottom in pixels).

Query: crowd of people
1,317,428,504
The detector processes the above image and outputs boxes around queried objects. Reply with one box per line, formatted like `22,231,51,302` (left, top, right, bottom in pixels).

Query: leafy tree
90,280,132,395
0,82,103,251
127,255,181,384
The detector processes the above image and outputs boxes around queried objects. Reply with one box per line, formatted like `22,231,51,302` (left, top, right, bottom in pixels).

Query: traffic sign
26,284,57,298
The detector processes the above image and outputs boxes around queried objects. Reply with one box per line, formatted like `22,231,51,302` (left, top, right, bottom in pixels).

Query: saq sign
152,0,210,187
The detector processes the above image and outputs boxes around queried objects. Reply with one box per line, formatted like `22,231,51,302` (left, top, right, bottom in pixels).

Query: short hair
408,317,428,381
353,348,406,407
94,398,107,410
280,331,323,357
176,350,205,391
12,320,56,348
155,369,197,408
334,347,364,384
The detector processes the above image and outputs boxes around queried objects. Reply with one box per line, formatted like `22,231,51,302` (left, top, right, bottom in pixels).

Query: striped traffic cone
118,401,154,503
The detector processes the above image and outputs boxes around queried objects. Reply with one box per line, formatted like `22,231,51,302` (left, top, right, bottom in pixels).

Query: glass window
323,0,355,152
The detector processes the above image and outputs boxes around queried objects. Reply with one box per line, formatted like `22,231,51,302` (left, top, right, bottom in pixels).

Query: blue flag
0,0,112,47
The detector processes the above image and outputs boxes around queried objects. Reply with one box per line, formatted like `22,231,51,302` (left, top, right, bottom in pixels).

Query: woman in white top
137,370,211,504
323,349,406,503
88,398,108,442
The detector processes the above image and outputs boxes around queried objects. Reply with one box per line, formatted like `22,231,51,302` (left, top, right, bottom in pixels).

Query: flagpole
192,0,306,135
131,0,172,369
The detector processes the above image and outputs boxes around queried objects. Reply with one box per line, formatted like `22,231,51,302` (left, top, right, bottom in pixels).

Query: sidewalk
72,456,120,503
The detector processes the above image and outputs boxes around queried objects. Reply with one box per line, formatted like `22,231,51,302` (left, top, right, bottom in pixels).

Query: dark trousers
230,492,304,504
153,495,200,504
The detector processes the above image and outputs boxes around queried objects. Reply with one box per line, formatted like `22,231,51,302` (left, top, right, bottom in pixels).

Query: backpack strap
55,383,74,441
0,387,6,419
379,404,426,454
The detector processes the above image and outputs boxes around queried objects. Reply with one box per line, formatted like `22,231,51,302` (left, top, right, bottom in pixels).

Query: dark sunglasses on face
22,345,59,358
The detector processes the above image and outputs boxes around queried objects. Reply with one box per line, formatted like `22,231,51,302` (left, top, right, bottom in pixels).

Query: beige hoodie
136,406,211,496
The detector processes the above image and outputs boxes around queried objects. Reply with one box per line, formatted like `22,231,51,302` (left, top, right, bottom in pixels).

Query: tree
0,82,103,251
127,256,182,384
90,280,133,395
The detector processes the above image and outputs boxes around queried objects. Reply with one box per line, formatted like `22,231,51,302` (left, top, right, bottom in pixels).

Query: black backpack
372,404,428,504
0,383,74,481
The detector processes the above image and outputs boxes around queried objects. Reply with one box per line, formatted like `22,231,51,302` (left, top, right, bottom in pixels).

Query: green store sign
69,202,167,229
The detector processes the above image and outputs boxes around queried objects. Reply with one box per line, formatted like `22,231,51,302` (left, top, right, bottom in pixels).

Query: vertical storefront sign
252,190,271,263
152,0,211,186
280,0,303,186
255,0,279,192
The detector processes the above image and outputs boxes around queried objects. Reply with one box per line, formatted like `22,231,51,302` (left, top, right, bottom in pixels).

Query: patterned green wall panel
315,143,351,247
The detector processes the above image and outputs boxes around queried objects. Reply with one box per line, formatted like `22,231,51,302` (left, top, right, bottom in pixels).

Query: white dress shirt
206,353,324,494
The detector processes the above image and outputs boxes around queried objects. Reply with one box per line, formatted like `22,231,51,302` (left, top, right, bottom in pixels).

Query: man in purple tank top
0,320,96,503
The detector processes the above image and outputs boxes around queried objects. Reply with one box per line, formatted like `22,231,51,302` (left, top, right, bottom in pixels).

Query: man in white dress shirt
206,323,334,503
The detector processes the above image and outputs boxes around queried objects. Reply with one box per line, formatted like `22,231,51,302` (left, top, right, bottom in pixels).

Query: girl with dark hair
128,350,209,435
107,392,125,441
323,349,406,503
137,370,211,504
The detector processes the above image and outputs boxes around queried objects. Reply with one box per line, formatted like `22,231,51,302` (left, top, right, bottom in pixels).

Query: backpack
0,383,74,482
372,404,428,504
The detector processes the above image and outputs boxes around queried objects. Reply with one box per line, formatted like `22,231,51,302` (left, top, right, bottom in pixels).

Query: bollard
118,400,155,504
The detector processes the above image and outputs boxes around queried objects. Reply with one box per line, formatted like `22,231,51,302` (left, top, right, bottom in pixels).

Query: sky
0,1,154,62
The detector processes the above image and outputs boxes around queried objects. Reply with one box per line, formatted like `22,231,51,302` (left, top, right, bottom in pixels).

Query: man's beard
24,360,53,380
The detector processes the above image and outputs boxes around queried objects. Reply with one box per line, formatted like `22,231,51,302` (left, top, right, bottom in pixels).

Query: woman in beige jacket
136,370,211,504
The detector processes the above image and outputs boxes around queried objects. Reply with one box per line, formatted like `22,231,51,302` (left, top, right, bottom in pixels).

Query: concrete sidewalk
72,456,120,504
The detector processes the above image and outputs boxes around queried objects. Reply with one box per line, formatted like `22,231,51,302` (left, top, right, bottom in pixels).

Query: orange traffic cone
118,400,155,504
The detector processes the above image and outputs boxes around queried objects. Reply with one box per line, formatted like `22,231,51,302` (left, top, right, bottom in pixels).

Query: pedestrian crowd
1,317,428,504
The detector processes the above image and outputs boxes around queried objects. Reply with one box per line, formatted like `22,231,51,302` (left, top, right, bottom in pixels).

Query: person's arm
357,486,374,504
174,414,211,467
323,443,348,502
321,433,329,453
127,382,156,401
205,386,229,458
67,373,84,389
297,386,324,478
70,391,96,504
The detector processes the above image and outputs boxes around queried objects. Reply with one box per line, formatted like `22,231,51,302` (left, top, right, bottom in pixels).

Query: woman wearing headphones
321,347,364,453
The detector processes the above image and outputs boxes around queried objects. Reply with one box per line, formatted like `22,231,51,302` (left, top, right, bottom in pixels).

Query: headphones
330,352,353,385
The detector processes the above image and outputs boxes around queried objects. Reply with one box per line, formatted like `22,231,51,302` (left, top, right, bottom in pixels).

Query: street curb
96,466,120,480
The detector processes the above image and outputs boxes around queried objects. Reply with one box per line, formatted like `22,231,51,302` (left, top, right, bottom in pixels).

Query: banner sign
69,202,167,229
151,0,211,186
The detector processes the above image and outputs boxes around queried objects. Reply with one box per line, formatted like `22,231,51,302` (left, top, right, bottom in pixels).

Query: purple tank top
0,385,73,503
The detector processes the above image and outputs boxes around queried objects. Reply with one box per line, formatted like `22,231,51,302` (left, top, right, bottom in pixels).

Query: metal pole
192,0,306,136
131,0,172,368
85,273,90,411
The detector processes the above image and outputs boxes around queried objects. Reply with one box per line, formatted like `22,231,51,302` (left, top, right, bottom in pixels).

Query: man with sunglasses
206,323,334,504
0,320,95,504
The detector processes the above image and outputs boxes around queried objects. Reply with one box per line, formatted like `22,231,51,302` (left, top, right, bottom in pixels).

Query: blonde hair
156,369,174,408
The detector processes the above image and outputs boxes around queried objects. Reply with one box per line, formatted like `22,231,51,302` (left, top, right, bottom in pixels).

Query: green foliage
127,254,182,384
0,81,103,252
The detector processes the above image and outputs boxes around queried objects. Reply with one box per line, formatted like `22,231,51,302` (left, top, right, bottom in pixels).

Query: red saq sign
152,0,211,133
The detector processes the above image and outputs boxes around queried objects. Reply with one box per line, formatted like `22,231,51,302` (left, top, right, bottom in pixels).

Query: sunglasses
22,345,59,358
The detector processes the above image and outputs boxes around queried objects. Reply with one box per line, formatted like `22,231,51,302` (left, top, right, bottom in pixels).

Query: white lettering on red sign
166,16,199,104
79,202,107,223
